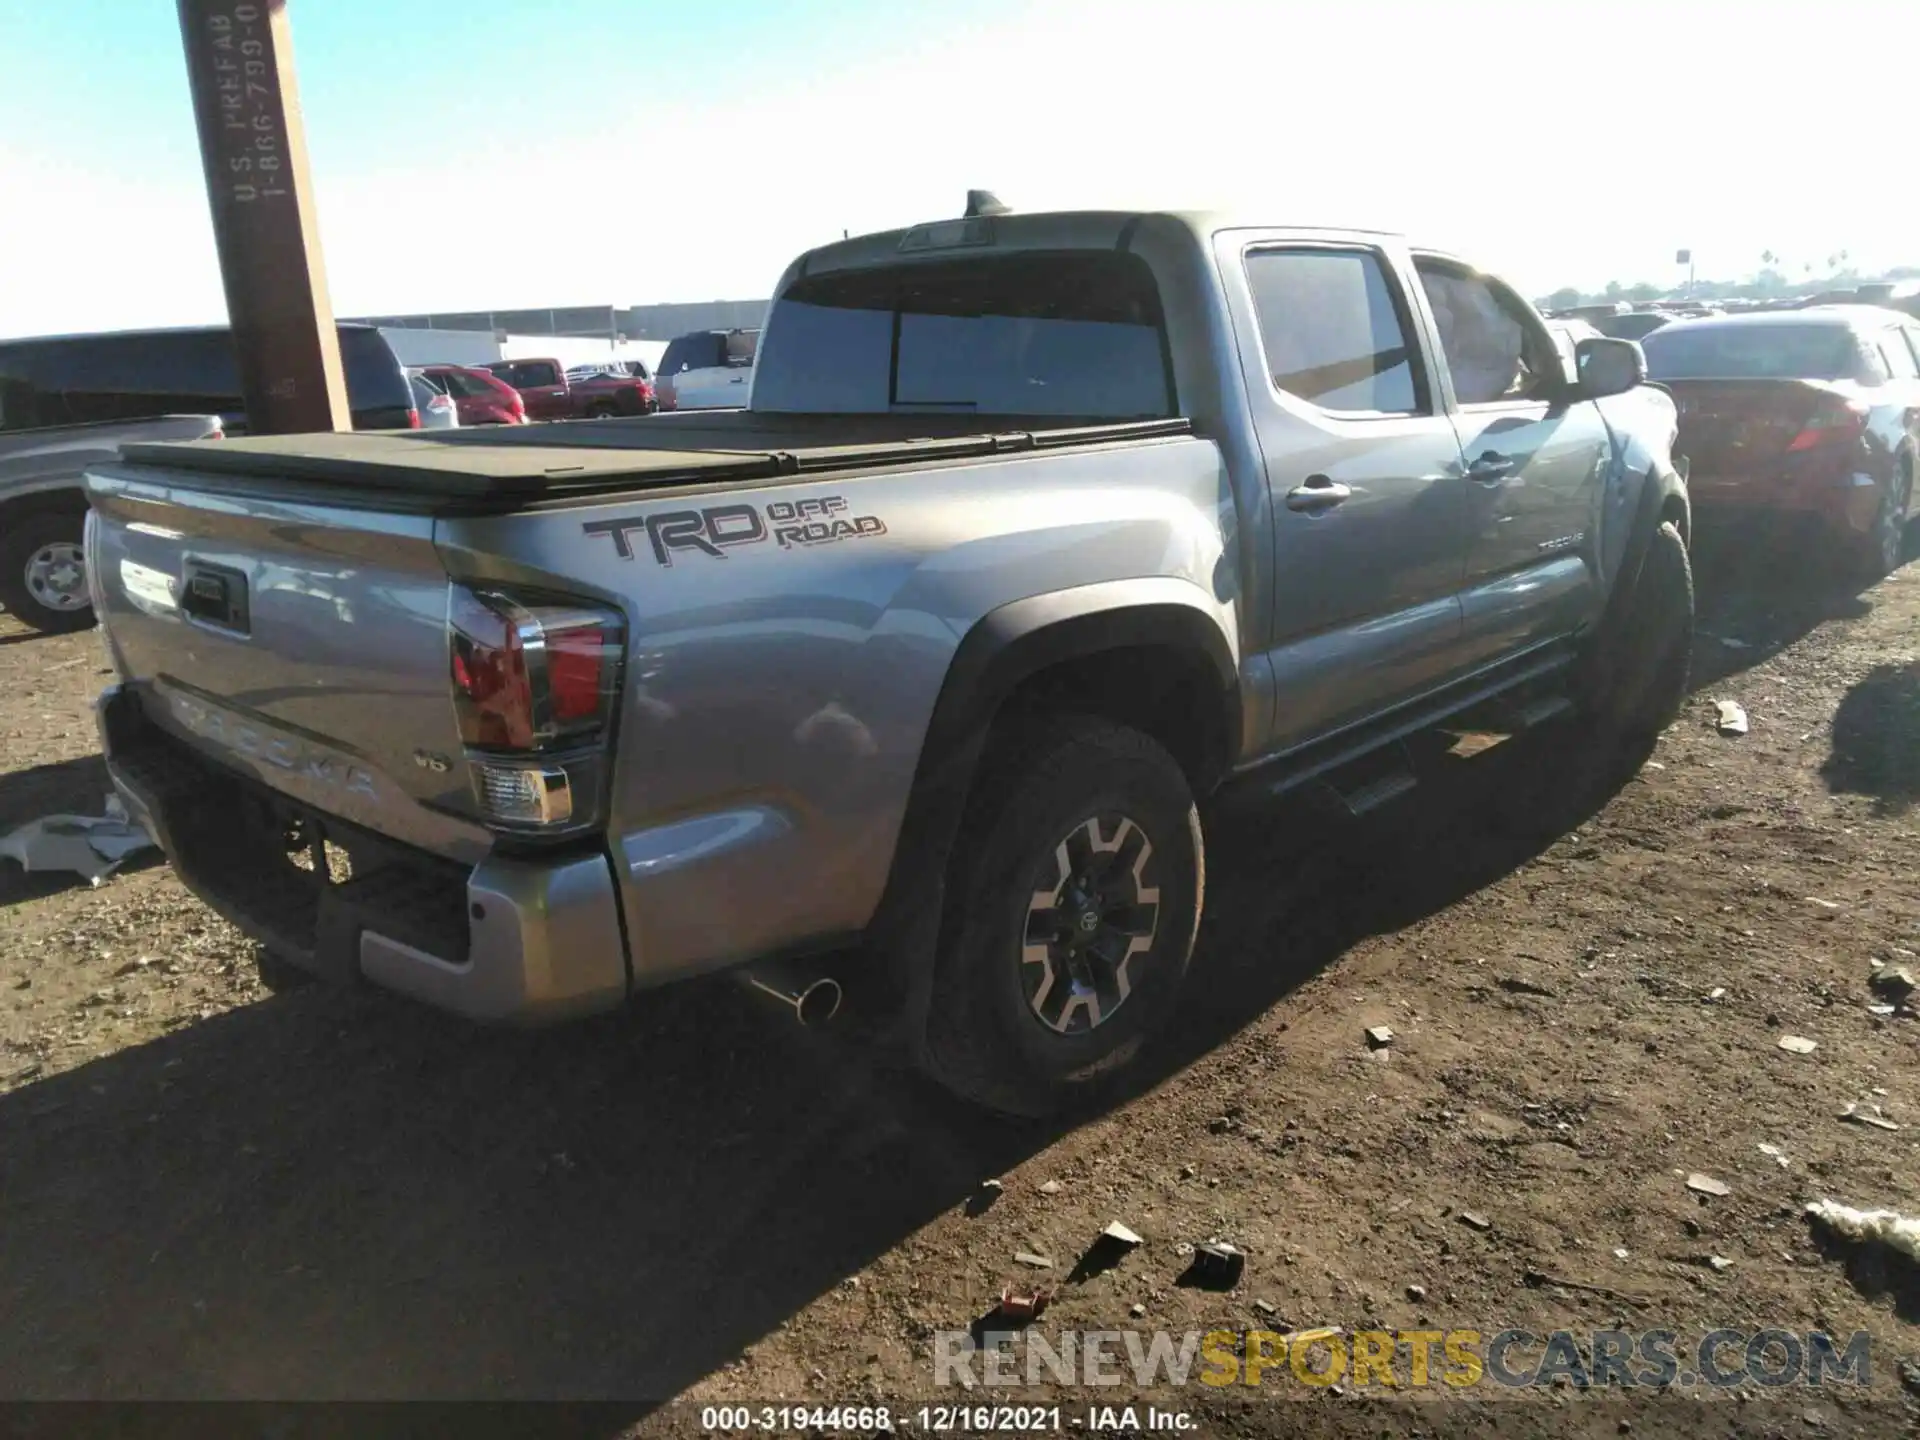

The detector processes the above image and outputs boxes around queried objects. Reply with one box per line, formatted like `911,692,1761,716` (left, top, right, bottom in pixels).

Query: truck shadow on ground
0,724,1636,1406
1821,660,1920,818
1687,532,1881,694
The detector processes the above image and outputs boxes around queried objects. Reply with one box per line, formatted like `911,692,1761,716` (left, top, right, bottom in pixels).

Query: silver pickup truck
83,206,1690,1115
0,415,223,630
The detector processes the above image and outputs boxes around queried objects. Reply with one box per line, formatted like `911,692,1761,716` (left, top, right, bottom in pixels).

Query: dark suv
0,323,417,434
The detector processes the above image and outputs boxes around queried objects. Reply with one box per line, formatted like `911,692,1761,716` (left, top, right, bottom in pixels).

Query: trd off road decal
584,496,886,567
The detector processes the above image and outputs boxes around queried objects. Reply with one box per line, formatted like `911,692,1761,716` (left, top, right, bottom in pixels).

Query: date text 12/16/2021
699,1405,1197,1432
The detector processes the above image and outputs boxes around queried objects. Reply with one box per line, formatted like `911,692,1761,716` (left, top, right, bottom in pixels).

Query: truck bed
117,411,1194,512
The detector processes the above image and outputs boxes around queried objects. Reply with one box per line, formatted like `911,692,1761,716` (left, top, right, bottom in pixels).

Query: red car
483,357,572,421
417,364,527,426
569,362,656,417
1643,307,1920,579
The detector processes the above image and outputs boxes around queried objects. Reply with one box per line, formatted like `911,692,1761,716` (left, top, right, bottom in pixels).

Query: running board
1330,742,1420,817
1221,642,1579,810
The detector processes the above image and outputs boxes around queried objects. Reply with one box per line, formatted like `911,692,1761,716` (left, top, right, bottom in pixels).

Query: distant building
352,299,767,343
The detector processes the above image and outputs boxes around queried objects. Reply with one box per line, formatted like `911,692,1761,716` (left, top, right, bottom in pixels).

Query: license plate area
181,560,250,634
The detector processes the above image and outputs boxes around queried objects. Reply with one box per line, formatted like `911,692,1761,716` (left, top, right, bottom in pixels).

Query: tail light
448,586,625,836
1785,398,1868,453
407,408,422,429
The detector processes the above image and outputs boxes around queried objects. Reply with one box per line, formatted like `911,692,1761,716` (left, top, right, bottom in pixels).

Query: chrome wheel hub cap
25,541,88,612
1021,814,1160,1034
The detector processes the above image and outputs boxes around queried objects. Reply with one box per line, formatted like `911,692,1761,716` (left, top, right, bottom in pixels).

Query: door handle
1285,476,1352,511
1467,453,1518,483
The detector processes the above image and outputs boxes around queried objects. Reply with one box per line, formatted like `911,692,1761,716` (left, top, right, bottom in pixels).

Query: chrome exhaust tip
741,962,843,1027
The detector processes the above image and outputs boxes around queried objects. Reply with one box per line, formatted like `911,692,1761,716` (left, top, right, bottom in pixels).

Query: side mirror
1575,337,1647,399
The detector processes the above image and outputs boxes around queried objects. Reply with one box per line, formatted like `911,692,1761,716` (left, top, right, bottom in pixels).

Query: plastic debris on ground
1804,1201,1920,1264
0,795,156,887
1713,700,1749,736
1179,1241,1246,1290
994,1285,1051,1323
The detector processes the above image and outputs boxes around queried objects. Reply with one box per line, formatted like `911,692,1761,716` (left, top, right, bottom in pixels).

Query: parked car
0,322,416,434
84,204,1688,1116
1641,306,1920,578
484,357,574,421
0,415,222,631
1594,311,1675,342
569,364,656,418
655,328,757,410
408,371,460,429
418,364,527,426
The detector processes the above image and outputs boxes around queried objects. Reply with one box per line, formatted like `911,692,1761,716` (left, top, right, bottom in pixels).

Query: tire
918,715,1204,1118
0,507,94,633
1855,466,1912,583
1589,520,1693,744
585,402,619,419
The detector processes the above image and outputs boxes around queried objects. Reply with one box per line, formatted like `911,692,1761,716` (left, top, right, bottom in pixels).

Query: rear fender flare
864,581,1240,1022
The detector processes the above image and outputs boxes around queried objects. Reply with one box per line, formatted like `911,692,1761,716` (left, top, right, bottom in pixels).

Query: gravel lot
2,542,1918,1436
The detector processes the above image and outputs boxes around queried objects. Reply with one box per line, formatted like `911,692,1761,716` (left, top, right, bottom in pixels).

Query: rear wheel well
0,487,87,523
986,644,1232,796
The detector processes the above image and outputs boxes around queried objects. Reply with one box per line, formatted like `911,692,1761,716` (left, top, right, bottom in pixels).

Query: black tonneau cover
118,410,1194,509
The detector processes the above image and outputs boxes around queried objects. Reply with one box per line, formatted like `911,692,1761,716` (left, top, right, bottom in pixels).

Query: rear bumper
97,683,629,1025
1688,469,1883,542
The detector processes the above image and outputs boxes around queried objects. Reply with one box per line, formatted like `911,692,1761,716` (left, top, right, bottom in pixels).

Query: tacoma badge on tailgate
168,692,378,800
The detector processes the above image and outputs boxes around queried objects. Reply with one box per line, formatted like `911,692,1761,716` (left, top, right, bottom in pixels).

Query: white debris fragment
0,797,157,886
1804,1201,1920,1264
1713,700,1749,736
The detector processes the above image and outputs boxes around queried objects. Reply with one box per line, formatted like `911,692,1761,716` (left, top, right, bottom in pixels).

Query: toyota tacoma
82,203,1691,1115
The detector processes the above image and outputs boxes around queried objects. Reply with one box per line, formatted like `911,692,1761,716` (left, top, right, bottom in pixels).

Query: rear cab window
753,250,1173,417
1242,247,1425,414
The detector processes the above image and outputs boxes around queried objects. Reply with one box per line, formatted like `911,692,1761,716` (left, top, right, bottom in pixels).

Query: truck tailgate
85,460,488,863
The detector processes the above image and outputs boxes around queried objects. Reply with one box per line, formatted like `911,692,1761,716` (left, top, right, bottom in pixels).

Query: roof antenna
965,189,1011,218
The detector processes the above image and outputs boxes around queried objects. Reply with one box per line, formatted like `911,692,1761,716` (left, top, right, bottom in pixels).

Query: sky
2,0,1917,338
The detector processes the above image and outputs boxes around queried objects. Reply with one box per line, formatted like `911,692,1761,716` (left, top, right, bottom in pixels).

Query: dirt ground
2,539,1919,1437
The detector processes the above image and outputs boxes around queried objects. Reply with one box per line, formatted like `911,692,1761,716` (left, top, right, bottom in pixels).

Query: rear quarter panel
434,435,1235,984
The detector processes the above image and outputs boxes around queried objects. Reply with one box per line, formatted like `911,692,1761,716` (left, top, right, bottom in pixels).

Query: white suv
656,328,758,410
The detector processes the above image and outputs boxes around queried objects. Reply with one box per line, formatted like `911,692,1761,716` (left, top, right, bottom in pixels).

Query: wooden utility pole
177,0,348,434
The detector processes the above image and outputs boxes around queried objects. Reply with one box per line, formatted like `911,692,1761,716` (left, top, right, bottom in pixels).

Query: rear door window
1243,248,1424,414
507,361,558,387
